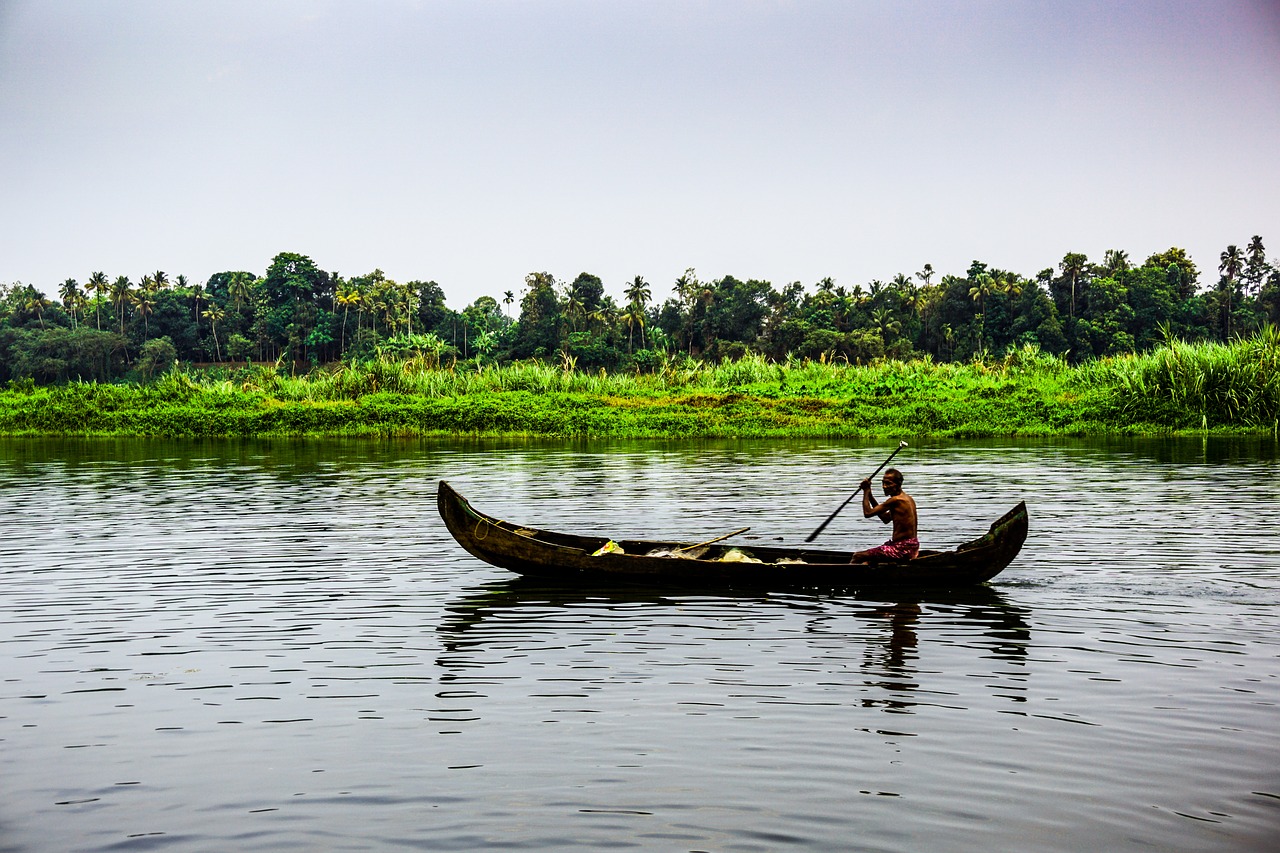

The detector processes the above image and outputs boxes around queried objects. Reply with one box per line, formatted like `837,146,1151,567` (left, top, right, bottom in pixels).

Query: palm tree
1219,244,1245,339
624,275,652,350
503,290,515,318
624,275,652,311
87,271,109,329
130,290,156,339
350,283,368,334
811,283,836,309
871,307,901,347
401,281,419,336
905,283,929,336
365,270,390,335
228,272,252,312
831,292,854,332
153,270,169,290
191,283,205,326
1244,235,1267,295
969,273,995,351
71,291,90,327
850,282,867,308
624,304,645,353
375,294,393,337
564,292,585,333
1102,249,1130,276
604,303,620,336
335,285,359,351
110,276,133,334
1059,253,1088,318
24,290,51,329
361,289,376,337
588,305,612,335
59,278,81,328
1219,244,1244,280
915,263,934,288
674,269,700,354
203,306,226,360
969,273,994,308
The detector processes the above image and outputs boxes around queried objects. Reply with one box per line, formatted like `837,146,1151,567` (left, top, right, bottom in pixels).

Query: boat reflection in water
434,578,1032,719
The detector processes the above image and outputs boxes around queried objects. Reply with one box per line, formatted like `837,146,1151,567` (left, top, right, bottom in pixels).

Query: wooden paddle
804,441,908,543
673,526,751,553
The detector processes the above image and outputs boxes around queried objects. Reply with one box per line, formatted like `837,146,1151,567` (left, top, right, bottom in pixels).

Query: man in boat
850,467,919,563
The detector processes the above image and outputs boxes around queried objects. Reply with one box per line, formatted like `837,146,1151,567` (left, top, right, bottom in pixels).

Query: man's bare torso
878,491,918,541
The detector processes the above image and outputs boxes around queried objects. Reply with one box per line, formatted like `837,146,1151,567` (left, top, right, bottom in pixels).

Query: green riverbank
2,336,1276,438
0,386,1095,438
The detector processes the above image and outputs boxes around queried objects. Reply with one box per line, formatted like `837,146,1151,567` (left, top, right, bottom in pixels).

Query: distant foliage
2,238,1278,393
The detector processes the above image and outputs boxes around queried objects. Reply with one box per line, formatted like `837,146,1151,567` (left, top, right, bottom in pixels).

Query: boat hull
437,480,1027,591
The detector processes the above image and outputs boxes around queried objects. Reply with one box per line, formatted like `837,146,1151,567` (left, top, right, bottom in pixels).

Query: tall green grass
1086,325,1280,429
0,331,1273,436
231,346,1069,402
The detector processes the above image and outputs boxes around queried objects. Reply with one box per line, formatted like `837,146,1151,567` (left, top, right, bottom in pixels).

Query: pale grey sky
2,0,1278,308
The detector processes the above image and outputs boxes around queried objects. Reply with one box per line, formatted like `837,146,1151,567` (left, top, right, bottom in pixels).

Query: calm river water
1,436,1278,852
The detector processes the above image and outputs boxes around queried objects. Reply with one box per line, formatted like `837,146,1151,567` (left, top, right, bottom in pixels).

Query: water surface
1,437,1277,851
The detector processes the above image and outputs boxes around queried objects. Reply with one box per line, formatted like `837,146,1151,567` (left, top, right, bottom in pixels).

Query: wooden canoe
437,480,1027,591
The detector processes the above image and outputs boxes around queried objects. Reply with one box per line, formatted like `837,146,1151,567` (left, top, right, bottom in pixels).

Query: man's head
882,468,904,495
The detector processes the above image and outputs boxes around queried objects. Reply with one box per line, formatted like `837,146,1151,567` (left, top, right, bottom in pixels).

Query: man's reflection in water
801,590,1031,714
859,601,921,713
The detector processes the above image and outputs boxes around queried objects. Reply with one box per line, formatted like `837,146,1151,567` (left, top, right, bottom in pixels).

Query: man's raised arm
860,479,893,522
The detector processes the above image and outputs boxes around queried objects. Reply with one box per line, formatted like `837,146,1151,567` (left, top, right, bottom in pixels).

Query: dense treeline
2,238,1278,384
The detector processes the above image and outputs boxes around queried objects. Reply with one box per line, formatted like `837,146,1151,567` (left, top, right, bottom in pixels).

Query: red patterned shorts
865,537,919,561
